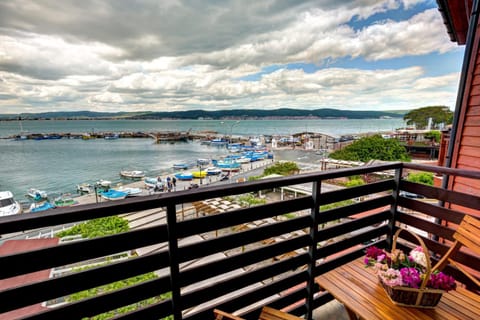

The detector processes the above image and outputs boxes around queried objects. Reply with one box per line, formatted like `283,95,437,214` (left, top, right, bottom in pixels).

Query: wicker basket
379,228,445,308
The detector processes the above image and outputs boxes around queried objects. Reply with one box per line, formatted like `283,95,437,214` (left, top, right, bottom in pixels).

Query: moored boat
196,158,210,165
27,188,48,201
120,170,145,179
172,163,189,170
30,201,55,213
175,172,193,181
0,191,23,217
205,167,222,175
54,194,77,207
116,187,143,196
144,177,164,189
76,183,93,194
100,189,128,201
192,171,207,178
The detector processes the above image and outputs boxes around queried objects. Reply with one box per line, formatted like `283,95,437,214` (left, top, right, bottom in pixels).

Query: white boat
120,170,145,179
116,187,143,196
197,158,210,165
205,167,222,175
0,191,23,217
76,183,93,194
96,179,111,188
29,201,55,213
27,188,48,201
100,189,128,201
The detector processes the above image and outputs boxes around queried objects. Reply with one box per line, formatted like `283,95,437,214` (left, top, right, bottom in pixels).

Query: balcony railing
1,162,479,319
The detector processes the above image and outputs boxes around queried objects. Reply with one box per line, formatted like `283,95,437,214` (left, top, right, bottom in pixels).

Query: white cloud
0,1,463,113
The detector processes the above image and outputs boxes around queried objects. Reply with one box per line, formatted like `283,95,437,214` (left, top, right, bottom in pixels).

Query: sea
0,118,404,203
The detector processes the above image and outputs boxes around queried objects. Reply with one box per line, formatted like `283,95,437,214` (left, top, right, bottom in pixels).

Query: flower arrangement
364,246,456,292
364,228,457,308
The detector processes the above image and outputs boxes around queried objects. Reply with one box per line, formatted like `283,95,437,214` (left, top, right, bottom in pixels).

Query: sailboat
14,117,28,140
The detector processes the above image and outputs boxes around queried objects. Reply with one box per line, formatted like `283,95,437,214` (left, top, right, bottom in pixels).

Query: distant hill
0,108,404,120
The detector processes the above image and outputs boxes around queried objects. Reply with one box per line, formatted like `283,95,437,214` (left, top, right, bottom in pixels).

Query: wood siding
448,21,480,218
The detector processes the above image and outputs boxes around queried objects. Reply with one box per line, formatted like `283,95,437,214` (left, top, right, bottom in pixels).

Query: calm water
0,119,404,202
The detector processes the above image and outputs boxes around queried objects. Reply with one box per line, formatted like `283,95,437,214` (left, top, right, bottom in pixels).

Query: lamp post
199,164,203,185
220,120,240,144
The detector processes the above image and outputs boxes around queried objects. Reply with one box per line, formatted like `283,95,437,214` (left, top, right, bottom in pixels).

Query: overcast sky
0,0,465,114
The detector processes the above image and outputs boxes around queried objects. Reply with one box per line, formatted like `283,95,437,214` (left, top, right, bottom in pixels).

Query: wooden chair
214,306,303,320
432,214,480,287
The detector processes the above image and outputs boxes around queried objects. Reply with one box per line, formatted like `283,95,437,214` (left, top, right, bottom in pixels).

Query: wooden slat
259,306,303,320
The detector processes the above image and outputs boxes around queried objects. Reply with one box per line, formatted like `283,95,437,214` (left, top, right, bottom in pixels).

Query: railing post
305,179,321,320
166,203,183,320
387,165,403,250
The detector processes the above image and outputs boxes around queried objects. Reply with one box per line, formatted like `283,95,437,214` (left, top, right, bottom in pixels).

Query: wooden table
315,258,480,320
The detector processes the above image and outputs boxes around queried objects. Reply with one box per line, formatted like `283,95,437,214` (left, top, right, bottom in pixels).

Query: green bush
406,172,434,185
263,161,300,176
330,135,410,162
56,216,129,239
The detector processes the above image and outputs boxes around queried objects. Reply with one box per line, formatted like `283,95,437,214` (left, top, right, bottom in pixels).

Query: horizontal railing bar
396,211,455,239
0,252,171,313
177,216,311,263
314,248,367,277
403,162,480,179
198,271,308,319
177,197,312,238
317,211,389,242
397,196,465,224
103,299,173,320
401,180,480,210
320,182,385,206
179,235,311,287
0,224,168,279
318,179,394,205
318,195,391,223
317,226,388,261
23,278,173,320
180,255,309,311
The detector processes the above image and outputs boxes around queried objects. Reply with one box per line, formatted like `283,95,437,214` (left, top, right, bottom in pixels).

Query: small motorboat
76,183,93,194
196,158,210,165
95,180,111,192
173,163,189,170
116,187,143,196
205,167,222,175
27,188,48,201
120,170,145,179
0,191,23,217
175,172,193,181
144,177,164,189
30,201,55,213
192,171,207,178
100,189,128,201
54,194,77,207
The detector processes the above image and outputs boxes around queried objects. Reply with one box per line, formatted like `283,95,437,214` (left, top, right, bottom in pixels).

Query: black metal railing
1,162,479,320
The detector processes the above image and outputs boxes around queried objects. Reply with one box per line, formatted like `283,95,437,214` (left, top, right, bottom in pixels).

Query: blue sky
0,0,466,113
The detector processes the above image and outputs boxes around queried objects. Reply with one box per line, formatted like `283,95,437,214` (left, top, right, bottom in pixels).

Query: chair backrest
433,215,480,287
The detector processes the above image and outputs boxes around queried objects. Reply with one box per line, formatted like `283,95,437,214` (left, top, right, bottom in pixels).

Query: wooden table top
315,258,480,320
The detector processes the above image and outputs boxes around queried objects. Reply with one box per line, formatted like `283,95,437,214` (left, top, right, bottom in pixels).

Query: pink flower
379,268,403,287
409,246,428,267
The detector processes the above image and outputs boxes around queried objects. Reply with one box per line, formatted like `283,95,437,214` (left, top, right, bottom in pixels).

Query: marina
0,118,404,212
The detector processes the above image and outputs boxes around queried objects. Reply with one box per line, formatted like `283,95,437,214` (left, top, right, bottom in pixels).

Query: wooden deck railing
0,162,479,320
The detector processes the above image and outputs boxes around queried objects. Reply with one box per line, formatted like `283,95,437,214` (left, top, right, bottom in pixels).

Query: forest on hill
0,108,404,120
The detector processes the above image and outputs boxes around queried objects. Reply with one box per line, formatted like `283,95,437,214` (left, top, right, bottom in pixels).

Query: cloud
0,1,463,113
